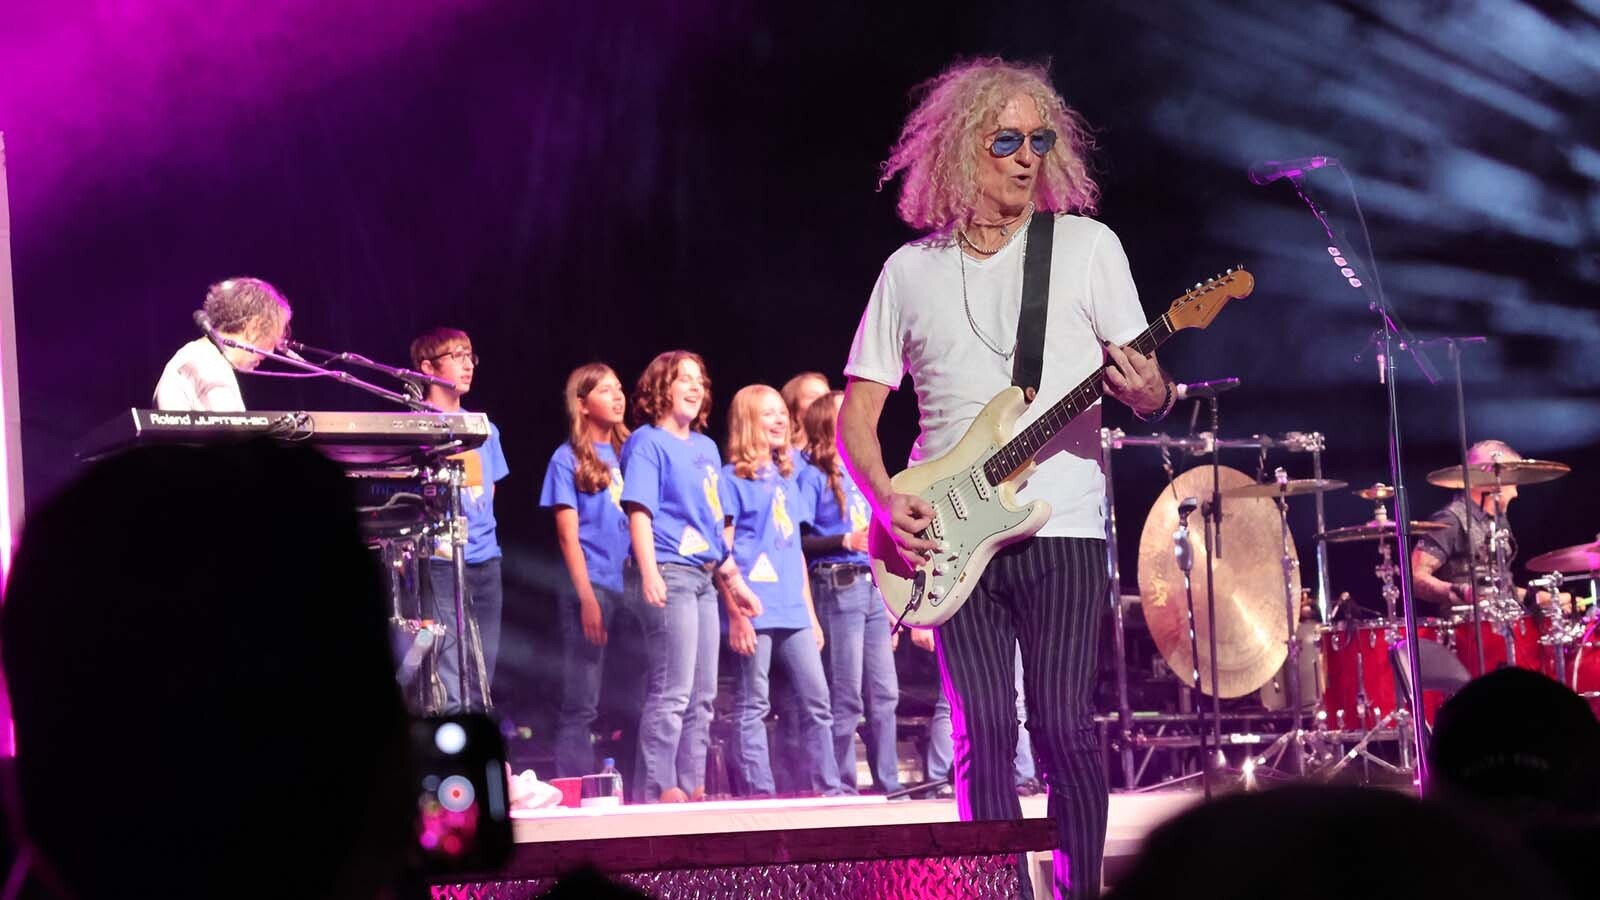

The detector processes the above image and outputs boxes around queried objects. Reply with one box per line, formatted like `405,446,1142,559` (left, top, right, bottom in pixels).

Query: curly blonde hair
879,57,1099,232
727,384,793,481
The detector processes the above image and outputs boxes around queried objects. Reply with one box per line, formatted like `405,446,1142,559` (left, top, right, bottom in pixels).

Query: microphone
1174,378,1241,400
192,309,219,340
1247,156,1338,186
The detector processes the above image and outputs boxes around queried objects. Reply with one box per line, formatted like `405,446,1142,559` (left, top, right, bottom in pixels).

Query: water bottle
580,757,625,808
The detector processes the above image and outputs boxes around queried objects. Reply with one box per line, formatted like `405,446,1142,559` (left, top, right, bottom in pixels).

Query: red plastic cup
549,776,583,808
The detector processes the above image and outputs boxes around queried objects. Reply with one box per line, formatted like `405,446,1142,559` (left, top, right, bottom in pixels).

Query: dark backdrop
6,0,1598,755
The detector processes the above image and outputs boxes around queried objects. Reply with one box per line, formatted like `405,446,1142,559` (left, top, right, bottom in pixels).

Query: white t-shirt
153,337,245,412
844,214,1148,538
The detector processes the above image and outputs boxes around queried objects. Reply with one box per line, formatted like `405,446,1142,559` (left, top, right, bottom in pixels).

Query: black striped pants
935,537,1108,900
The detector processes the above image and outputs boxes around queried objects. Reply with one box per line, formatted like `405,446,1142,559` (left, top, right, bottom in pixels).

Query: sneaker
935,784,955,799
658,787,689,803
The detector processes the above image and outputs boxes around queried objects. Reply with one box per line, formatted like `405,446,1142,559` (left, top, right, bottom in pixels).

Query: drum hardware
1108,428,1332,790
1218,467,1346,777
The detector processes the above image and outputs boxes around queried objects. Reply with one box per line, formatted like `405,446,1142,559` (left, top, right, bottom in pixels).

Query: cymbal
1526,540,1600,574
1139,465,1298,698
1315,519,1449,543
1220,478,1348,500
1426,459,1571,490
1354,483,1394,501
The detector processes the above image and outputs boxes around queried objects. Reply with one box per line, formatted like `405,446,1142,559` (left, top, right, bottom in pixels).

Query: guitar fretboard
982,314,1176,485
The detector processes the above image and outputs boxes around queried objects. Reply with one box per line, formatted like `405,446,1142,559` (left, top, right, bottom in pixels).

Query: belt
812,561,871,588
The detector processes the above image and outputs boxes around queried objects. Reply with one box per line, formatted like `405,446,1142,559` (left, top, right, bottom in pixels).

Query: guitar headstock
1166,266,1254,332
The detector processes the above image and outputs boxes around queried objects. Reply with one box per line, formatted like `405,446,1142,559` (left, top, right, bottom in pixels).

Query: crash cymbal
1220,478,1348,500
1354,483,1394,501
1426,459,1570,490
1315,519,1449,543
1526,540,1600,574
1139,465,1297,698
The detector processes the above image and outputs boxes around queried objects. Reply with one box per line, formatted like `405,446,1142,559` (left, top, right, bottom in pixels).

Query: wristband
1133,381,1176,423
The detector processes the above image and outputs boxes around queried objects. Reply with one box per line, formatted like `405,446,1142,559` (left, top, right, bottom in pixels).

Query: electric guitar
871,267,1255,628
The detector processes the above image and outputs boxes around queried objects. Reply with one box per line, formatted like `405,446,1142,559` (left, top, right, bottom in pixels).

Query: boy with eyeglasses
410,327,510,711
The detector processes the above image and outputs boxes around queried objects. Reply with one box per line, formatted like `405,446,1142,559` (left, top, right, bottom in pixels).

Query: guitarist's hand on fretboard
1102,342,1167,415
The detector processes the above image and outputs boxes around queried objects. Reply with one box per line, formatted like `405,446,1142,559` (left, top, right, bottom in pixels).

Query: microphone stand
1200,400,1224,775
1414,335,1489,675
1285,170,1435,786
288,341,459,398
207,333,442,413
1173,497,1210,798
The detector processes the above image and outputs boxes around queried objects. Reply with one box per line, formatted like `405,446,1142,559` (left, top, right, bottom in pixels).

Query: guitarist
838,58,1172,900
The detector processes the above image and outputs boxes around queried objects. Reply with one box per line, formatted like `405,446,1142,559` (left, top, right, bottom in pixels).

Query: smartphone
408,713,513,875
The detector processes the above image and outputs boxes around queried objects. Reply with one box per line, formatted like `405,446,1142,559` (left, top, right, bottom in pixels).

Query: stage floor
510,789,1205,893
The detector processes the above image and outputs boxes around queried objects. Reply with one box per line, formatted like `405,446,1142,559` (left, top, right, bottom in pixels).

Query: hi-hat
1526,540,1600,574
1354,483,1395,501
1426,459,1570,490
1315,519,1448,544
1139,465,1297,698
1220,478,1348,500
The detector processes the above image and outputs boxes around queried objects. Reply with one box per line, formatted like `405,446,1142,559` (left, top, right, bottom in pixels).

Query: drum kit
1108,431,1597,785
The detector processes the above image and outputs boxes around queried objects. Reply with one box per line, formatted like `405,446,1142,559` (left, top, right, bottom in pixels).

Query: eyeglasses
988,128,1057,158
431,350,479,366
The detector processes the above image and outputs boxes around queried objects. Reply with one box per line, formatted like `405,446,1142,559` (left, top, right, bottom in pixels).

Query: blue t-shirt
461,419,509,563
538,441,631,595
719,462,810,630
796,459,872,567
619,425,727,568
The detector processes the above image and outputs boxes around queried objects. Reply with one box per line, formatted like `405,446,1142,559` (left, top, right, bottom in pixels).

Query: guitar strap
1011,210,1055,397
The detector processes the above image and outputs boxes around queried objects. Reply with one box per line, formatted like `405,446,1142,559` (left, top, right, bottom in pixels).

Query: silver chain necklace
958,205,1032,360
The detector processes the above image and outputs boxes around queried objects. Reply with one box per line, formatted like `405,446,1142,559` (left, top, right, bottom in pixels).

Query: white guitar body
867,266,1253,629
869,386,1052,628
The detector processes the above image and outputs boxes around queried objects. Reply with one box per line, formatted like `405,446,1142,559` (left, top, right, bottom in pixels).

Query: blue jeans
632,563,720,801
928,641,1034,783
426,557,503,711
812,569,902,792
554,586,641,777
732,627,842,796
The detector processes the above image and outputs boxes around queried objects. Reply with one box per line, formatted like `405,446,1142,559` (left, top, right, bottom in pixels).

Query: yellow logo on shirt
772,486,795,540
608,466,624,509
749,553,779,583
849,496,870,533
679,526,711,556
703,465,723,522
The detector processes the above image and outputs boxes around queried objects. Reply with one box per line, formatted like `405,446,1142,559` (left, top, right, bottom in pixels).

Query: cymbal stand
1482,464,1523,669
1248,468,1309,776
1532,572,1578,684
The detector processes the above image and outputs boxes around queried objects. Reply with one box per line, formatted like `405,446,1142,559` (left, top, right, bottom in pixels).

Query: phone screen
408,713,513,874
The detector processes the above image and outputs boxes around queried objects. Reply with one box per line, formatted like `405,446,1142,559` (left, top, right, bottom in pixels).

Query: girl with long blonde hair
719,384,841,796
795,390,901,794
620,351,761,803
538,363,636,777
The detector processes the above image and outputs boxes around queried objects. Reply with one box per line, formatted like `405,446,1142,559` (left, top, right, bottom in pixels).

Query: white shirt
844,214,1147,538
153,337,245,411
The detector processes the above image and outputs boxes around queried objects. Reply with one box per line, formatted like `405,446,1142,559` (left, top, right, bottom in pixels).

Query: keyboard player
153,277,293,411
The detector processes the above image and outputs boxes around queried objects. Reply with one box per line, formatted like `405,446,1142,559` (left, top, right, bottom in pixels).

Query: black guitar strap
1011,210,1055,397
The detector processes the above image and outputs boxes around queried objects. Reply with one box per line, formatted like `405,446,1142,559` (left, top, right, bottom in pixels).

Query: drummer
1411,440,1566,615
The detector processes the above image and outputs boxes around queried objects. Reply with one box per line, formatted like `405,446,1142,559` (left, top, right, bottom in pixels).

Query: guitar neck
983,314,1176,485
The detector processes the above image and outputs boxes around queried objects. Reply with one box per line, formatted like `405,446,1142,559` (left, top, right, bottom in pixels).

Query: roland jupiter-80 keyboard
79,408,491,465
